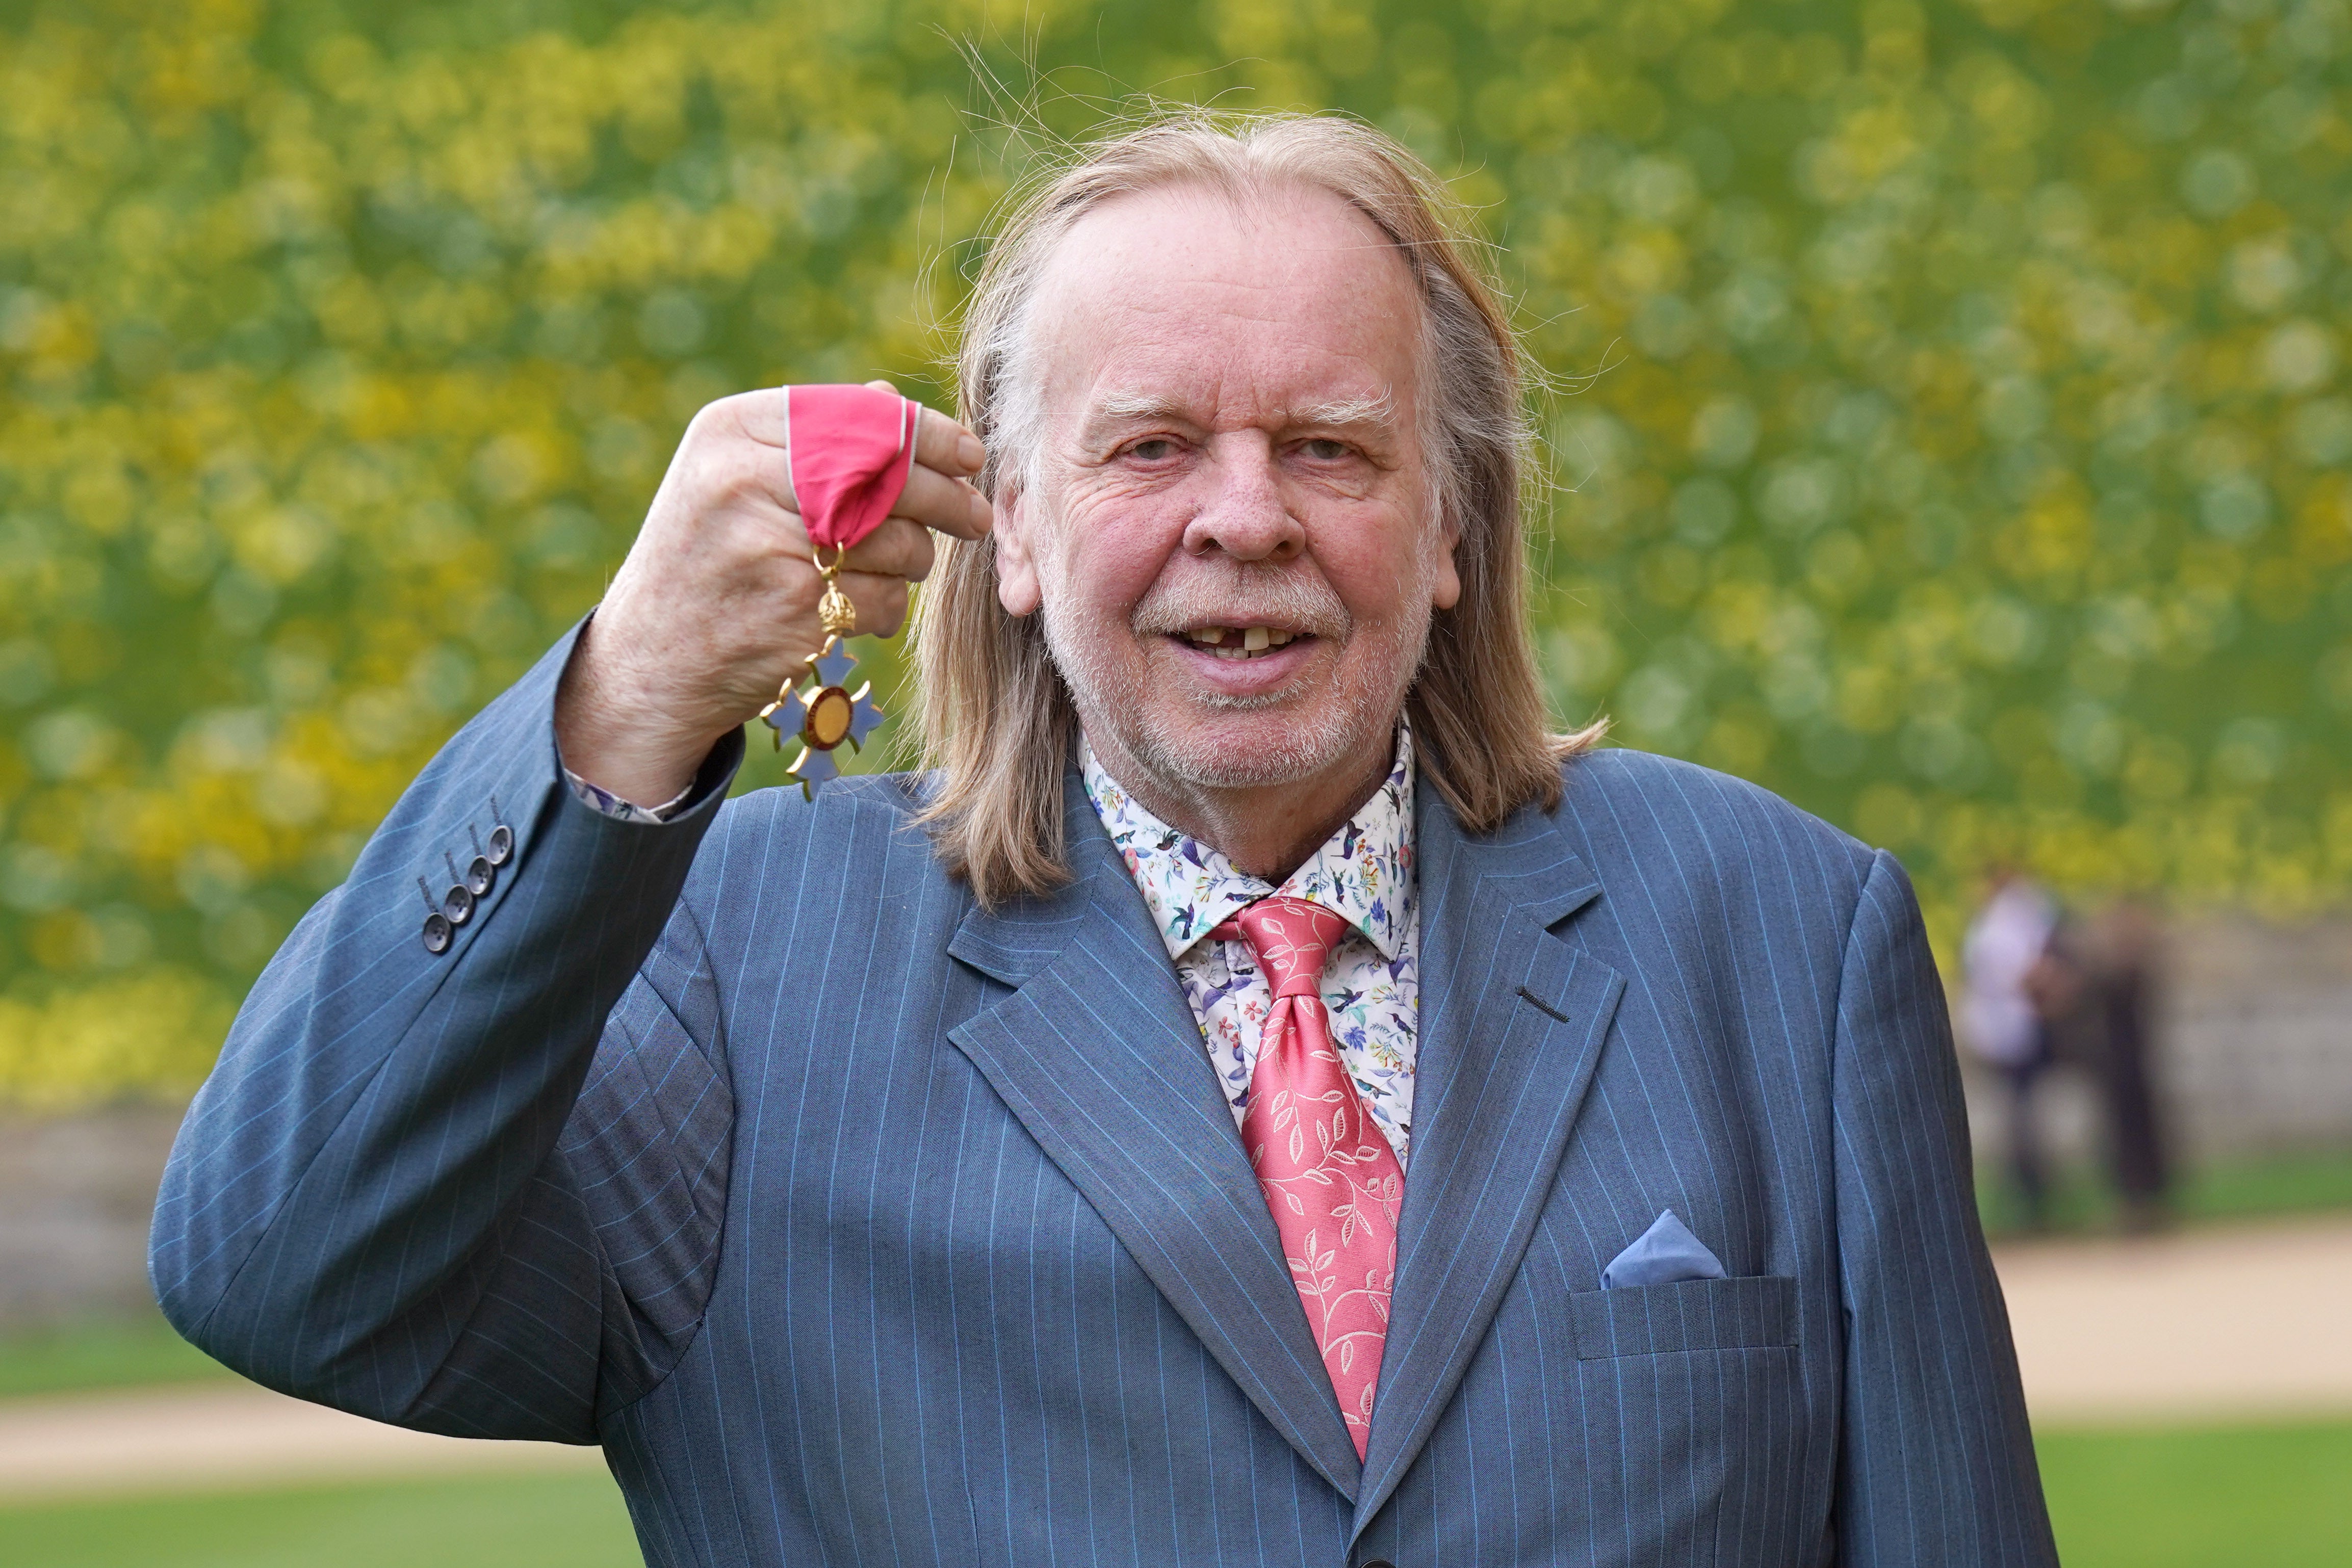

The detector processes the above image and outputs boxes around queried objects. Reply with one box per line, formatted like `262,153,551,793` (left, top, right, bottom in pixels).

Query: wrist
554,623,727,809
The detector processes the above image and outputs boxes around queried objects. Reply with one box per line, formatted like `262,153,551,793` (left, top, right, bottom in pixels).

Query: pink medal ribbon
758,384,916,795
785,383,922,557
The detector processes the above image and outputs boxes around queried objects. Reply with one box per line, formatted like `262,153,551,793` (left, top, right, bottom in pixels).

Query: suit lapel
946,780,1364,1499
1350,782,1624,1537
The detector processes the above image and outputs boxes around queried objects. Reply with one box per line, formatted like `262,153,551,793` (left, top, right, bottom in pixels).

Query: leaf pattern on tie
1218,895,1406,1461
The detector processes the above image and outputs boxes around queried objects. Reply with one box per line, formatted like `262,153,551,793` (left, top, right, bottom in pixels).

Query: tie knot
1214,896,1350,999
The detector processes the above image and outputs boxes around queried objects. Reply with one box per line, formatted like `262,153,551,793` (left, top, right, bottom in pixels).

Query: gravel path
1994,1213,2352,1424
4,1216,2347,1503
0,1383,600,1503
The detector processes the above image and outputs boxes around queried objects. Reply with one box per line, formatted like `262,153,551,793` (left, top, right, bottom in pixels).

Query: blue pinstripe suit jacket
152,630,2055,1566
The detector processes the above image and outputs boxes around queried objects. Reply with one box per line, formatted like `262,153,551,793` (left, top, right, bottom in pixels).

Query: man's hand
555,382,991,807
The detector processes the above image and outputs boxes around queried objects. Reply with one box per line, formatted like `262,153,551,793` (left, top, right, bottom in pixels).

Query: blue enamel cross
760,637,886,798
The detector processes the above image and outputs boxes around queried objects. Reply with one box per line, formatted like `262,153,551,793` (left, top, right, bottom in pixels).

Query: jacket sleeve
148,623,744,1443
1831,850,2058,1565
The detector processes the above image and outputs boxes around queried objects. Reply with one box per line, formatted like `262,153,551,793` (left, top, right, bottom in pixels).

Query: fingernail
971,491,994,529
958,433,985,472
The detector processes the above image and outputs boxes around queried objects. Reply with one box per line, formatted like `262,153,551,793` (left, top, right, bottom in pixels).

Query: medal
760,545,887,795
756,384,918,799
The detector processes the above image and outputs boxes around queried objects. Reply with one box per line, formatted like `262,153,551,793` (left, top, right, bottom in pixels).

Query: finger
720,387,789,450
743,451,974,546
835,570,914,639
894,463,992,540
913,402,985,477
726,383,945,460
856,381,983,479
836,516,937,583
862,379,983,477
725,384,984,472
733,386,985,534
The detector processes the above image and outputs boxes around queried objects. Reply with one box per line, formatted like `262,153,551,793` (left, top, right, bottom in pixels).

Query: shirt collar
1080,722,1416,964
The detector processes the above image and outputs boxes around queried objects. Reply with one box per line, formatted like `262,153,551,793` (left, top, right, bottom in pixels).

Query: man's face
996,182,1459,797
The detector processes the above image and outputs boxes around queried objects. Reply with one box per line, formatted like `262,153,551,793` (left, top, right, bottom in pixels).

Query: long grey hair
912,110,1601,906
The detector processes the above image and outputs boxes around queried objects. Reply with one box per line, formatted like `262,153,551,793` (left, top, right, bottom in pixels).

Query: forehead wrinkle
1038,188,1420,340
1028,189,1431,461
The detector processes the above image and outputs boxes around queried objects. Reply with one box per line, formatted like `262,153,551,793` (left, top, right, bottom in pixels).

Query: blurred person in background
1963,868,2060,1232
2015,894,2177,1235
2065,899,2176,1233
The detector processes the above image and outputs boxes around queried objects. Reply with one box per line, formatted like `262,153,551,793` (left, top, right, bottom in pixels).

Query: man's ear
995,489,1043,617
1430,510,1463,613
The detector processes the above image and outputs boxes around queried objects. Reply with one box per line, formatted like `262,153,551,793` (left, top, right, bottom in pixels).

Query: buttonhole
1516,985,1571,1023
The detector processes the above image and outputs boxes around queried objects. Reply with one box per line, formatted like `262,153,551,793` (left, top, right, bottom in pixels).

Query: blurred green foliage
2,0,2348,1103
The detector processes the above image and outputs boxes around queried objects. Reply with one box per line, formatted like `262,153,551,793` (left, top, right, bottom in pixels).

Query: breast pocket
1568,1274,1797,1359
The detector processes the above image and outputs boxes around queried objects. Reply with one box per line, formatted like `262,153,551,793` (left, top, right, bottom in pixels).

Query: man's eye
1129,438,1177,461
1303,438,1350,460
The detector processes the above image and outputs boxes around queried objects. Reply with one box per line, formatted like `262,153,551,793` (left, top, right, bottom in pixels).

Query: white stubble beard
1036,520,1439,794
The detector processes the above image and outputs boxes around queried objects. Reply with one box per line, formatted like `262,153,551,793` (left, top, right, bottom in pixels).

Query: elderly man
153,114,2054,1567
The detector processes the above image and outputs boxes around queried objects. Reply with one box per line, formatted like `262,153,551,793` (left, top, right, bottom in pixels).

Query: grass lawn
0,1308,236,1402
0,1420,2344,1567
2038,1419,2352,1568
0,1471,640,1568
2182,1146,2352,1223
1980,1143,2352,1239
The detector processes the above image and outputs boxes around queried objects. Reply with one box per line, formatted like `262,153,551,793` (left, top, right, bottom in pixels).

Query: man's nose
1181,434,1305,564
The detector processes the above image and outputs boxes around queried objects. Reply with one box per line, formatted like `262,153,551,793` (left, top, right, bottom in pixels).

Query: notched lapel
944,792,1365,1499
1351,789,1624,1537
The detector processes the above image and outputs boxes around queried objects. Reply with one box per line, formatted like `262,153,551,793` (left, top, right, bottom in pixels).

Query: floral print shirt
563,768,695,824
1081,727,1420,1167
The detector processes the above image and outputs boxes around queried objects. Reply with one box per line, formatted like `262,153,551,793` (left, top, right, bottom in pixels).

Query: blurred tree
2,0,2347,1103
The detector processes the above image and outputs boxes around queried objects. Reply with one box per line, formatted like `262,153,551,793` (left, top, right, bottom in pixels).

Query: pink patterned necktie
1215,896,1406,1461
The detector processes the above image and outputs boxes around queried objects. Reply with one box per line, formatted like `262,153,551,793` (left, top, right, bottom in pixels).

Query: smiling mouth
1176,625,1311,661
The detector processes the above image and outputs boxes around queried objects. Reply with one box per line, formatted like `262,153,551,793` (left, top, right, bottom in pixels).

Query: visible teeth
1183,625,1303,658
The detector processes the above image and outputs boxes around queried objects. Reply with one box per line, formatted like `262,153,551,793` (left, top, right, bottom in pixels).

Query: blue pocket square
1601,1209,1728,1290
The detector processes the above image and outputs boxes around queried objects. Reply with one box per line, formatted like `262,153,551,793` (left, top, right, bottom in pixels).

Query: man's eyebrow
1088,391,1194,425
1285,391,1399,431
1082,389,1402,430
